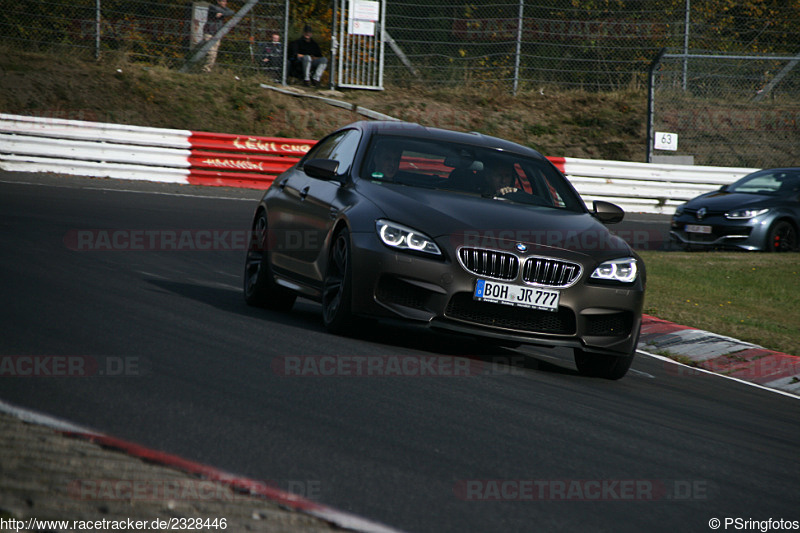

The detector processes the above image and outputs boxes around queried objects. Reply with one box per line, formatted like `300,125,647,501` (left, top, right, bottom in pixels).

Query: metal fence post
95,0,101,60
513,0,523,95
331,0,338,89
682,0,690,91
647,48,666,163
181,0,261,73
282,0,289,85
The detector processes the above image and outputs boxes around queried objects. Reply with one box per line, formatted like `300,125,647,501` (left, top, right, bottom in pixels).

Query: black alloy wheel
321,228,355,333
767,220,798,252
243,210,296,311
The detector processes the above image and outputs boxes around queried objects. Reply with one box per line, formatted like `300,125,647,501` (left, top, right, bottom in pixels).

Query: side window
301,129,361,176
326,130,361,174
304,132,343,161
741,174,780,193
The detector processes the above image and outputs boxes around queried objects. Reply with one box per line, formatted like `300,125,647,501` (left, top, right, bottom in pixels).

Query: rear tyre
322,228,355,334
574,349,635,380
243,210,296,311
766,220,798,252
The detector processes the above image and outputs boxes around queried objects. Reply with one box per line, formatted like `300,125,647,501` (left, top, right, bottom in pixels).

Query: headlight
724,208,769,220
376,220,441,256
591,257,638,283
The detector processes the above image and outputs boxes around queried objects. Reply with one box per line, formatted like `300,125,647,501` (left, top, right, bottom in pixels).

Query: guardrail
0,113,758,213
187,131,314,188
0,113,312,189
549,157,757,214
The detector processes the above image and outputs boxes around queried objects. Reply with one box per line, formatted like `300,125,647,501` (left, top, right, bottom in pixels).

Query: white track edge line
637,350,800,400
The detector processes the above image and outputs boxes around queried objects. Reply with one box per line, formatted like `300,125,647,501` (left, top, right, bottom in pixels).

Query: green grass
639,251,800,356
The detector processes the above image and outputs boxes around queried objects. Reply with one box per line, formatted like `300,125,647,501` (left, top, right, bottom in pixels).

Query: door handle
279,178,289,189
300,186,310,199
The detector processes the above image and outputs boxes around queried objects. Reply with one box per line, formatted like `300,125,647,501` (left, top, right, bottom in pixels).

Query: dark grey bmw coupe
244,121,645,379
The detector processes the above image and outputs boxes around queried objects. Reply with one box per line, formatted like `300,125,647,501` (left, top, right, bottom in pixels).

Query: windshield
359,135,585,212
729,169,800,196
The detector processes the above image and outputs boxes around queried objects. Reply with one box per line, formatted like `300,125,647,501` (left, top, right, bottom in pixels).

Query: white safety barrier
0,114,192,183
0,113,309,189
551,157,757,214
0,113,759,213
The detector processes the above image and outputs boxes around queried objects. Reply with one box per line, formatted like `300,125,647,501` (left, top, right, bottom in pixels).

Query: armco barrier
0,113,759,212
549,157,757,214
0,114,192,183
0,113,314,189
186,131,314,188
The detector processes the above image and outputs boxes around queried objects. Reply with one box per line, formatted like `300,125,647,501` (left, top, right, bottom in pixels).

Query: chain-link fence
4,1,800,90
385,1,674,91
1,0,288,74
650,50,800,168
384,0,800,92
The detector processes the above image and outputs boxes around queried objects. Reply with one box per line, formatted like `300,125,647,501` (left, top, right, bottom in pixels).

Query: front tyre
574,349,635,380
322,228,355,334
243,210,296,311
766,220,798,252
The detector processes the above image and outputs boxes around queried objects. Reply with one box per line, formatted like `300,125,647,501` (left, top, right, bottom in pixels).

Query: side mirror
592,200,624,224
720,184,729,192
304,158,340,181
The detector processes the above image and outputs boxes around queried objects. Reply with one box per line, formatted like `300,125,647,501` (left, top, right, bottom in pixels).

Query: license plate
686,224,712,234
474,279,560,312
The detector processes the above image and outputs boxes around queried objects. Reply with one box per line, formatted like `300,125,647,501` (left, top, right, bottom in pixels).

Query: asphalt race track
1,172,798,533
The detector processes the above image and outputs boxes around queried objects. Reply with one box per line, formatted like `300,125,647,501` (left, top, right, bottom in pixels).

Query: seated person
483,161,521,197
259,32,283,81
363,143,423,184
777,172,800,194
479,159,544,205
288,25,328,86
366,143,403,180
447,167,480,192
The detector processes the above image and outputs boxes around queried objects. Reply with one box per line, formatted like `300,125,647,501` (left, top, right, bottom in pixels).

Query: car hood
684,191,775,210
357,181,631,257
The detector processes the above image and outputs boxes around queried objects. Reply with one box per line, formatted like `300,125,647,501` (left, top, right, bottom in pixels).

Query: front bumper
670,215,767,251
349,231,644,357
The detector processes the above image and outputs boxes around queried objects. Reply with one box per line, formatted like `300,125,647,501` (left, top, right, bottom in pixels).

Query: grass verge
638,251,800,357
0,45,648,161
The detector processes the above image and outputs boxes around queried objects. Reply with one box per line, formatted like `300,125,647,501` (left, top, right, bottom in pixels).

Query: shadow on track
145,278,580,379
